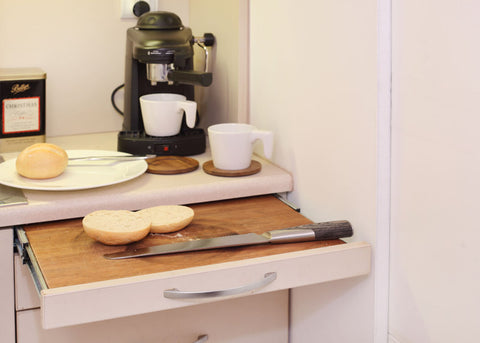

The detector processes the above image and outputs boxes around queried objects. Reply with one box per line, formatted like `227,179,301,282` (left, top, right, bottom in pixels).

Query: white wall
189,0,249,128
0,0,149,136
250,1,378,342
390,0,480,342
0,0,243,138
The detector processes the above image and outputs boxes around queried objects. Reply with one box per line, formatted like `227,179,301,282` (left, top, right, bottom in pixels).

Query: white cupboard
0,229,15,343
16,290,289,343
249,1,378,341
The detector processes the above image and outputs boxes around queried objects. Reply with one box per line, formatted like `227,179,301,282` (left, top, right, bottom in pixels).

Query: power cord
111,84,124,115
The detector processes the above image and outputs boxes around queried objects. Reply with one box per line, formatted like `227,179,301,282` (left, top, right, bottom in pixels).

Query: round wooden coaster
202,160,262,177
146,156,199,175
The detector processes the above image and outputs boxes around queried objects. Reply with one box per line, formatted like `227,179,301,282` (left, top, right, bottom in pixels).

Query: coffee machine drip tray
117,129,206,156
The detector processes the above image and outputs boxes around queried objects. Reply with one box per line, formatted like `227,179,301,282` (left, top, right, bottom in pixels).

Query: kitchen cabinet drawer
16,195,371,329
17,290,288,343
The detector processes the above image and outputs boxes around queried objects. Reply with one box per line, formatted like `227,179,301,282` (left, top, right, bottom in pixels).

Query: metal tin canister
0,68,46,153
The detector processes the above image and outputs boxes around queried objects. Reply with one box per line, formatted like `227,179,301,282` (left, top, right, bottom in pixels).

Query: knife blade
68,154,156,161
0,156,28,207
104,220,353,260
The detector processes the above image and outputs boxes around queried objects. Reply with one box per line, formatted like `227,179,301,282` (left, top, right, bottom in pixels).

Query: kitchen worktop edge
0,132,293,227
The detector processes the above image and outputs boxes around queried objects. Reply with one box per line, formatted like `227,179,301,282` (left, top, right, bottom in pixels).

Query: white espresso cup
139,93,197,137
208,123,273,170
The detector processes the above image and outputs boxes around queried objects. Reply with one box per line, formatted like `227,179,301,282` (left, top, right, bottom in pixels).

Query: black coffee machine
117,11,215,156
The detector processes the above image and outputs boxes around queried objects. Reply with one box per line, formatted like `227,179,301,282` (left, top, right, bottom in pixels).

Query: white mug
208,123,273,170
140,93,197,137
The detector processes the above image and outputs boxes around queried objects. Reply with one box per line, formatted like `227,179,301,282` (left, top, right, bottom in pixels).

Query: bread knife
104,220,353,260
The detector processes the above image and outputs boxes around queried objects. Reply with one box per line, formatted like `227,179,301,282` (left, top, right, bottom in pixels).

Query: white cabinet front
17,290,288,343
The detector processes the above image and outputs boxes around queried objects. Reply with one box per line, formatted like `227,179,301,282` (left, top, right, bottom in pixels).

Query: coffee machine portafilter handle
167,70,213,87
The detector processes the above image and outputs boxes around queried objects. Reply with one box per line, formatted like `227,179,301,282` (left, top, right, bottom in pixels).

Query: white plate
0,150,148,191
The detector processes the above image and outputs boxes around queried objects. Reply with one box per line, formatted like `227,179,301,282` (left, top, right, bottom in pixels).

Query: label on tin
2,96,40,134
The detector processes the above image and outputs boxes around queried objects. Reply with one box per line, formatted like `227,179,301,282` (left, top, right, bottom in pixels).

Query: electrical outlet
121,0,158,19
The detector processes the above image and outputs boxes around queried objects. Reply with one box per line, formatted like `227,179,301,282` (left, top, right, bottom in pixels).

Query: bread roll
82,210,151,245
138,205,194,233
16,143,68,179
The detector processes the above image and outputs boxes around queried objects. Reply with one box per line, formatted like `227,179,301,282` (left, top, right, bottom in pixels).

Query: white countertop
0,132,293,227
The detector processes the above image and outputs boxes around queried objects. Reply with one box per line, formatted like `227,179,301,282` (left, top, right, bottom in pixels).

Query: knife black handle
266,220,353,243
292,220,353,240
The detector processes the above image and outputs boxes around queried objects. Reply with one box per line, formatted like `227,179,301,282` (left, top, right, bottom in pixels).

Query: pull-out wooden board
20,195,371,329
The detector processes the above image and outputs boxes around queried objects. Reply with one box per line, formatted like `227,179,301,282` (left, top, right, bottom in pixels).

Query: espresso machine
117,11,215,156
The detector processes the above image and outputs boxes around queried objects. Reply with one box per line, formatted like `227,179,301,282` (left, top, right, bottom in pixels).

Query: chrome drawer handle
193,335,208,343
164,272,277,299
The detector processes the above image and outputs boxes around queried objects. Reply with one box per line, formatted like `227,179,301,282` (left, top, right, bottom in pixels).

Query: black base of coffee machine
117,129,206,156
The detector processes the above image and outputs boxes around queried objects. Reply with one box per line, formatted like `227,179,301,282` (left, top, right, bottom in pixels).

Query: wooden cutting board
23,195,345,289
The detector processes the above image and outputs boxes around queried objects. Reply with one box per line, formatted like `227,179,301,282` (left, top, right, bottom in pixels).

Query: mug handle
251,130,273,159
179,100,197,128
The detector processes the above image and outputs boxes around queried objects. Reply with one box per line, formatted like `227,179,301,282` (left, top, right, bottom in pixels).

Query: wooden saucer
146,156,199,175
202,160,262,177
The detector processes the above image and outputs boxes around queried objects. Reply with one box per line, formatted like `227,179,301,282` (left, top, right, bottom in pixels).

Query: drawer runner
14,226,47,293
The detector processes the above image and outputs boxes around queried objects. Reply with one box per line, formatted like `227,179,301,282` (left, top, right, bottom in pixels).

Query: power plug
121,0,158,19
